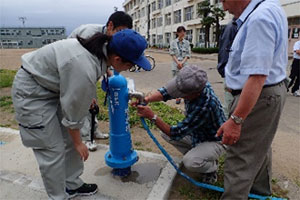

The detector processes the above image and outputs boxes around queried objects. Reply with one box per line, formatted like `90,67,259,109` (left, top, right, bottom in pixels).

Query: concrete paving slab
0,128,180,200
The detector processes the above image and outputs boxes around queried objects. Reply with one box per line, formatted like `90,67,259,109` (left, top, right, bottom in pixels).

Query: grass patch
0,96,14,113
96,84,185,128
172,154,289,200
0,69,17,88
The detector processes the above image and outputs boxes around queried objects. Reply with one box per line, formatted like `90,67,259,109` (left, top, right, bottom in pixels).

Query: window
152,34,156,45
141,7,145,17
165,13,171,25
152,2,156,11
196,28,205,46
158,0,163,9
152,18,156,29
186,30,193,43
157,35,163,45
165,0,171,7
174,10,181,24
165,32,171,44
157,17,163,27
184,6,194,21
292,28,299,39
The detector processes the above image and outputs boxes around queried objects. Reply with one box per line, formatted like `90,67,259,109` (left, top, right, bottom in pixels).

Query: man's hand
177,62,183,69
90,98,97,109
216,119,241,145
68,128,89,161
137,105,154,119
74,142,89,161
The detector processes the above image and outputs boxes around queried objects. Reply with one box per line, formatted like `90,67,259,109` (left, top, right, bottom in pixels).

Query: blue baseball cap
109,29,151,71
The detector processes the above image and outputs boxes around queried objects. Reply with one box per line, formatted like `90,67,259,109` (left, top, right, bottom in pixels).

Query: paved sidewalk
0,127,180,200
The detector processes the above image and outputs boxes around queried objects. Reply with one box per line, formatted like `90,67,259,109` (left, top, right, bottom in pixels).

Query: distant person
68,11,133,150
135,65,226,184
12,29,150,199
217,19,238,118
287,40,300,97
169,26,191,104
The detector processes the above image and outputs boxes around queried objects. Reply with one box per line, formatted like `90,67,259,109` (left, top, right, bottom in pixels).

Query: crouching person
136,65,226,183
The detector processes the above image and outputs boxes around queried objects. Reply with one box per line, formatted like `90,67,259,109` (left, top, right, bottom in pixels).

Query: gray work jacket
21,39,107,129
68,24,105,39
169,38,191,71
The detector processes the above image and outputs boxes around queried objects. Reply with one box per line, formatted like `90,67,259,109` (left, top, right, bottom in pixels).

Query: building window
152,2,156,12
165,0,171,7
186,30,193,43
165,32,171,45
157,35,163,46
174,10,181,24
158,0,163,9
152,34,156,45
141,7,145,17
157,17,163,27
292,28,299,39
184,6,194,21
196,28,205,47
165,13,171,26
152,18,156,29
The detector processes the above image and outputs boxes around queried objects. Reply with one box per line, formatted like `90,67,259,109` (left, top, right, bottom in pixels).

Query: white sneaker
94,129,109,139
293,90,300,97
85,141,97,151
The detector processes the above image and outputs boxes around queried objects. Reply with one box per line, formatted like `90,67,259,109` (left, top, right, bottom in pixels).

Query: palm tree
197,0,225,48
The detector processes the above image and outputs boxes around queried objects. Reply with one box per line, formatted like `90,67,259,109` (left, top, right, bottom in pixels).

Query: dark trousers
288,58,300,93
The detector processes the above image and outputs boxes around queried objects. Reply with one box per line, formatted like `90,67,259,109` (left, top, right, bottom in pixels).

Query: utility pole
18,17,27,27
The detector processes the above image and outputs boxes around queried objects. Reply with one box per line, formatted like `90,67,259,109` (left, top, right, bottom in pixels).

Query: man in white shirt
287,40,300,96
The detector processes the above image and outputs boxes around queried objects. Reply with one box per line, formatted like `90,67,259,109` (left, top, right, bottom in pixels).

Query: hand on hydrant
137,105,154,119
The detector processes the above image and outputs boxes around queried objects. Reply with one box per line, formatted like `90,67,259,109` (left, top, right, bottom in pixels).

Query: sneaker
293,90,300,97
85,141,97,151
94,129,109,139
175,98,181,104
201,171,218,184
66,183,98,198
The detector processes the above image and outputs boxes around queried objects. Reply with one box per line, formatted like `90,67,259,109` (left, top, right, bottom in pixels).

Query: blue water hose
140,117,285,200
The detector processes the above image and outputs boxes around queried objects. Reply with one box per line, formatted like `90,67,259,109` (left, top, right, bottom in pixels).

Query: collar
237,0,262,29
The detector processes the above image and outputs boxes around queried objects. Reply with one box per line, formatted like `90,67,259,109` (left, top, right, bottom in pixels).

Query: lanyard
227,0,265,52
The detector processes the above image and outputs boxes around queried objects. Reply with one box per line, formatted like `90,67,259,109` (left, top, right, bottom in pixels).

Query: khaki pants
221,82,287,199
161,133,226,173
12,69,84,200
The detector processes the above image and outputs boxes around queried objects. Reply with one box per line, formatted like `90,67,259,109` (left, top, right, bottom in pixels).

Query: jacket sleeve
59,54,98,129
169,40,177,56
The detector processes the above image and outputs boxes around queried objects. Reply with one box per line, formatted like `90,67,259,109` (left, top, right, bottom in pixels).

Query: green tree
197,0,225,48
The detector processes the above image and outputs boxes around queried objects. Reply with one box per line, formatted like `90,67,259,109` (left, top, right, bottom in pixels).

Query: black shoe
66,183,98,198
201,171,218,184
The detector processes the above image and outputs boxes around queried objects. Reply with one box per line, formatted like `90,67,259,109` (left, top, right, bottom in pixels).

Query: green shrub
0,69,17,88
192,47,219,54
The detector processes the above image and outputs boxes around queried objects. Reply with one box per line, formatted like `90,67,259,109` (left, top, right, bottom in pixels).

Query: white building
123,0,299,48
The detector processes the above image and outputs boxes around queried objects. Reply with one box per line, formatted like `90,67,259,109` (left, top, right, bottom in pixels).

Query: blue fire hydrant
105,71,139,177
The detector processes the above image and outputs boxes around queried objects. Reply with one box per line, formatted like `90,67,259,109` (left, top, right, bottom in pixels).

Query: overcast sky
0,0,125,34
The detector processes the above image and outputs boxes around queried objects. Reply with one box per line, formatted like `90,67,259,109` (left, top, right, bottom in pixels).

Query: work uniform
169,38,191,77
68,24,107,141
12,38,107,200
68,24,105,39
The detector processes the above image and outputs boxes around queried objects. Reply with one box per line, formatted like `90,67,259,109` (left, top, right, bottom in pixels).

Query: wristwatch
230,114,244,125
151,114,157,124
